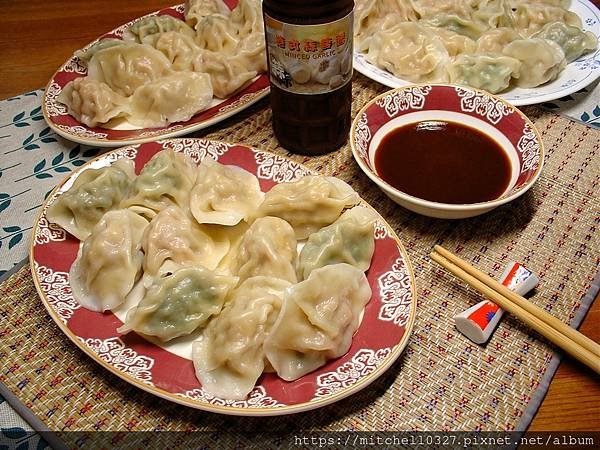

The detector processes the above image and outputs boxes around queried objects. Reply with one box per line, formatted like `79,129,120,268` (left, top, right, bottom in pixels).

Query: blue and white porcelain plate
354,0,600,106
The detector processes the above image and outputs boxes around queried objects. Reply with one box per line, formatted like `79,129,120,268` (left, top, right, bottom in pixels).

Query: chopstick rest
454,262,539,344
432,245,600,373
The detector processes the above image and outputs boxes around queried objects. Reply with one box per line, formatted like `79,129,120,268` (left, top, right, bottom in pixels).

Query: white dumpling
147,31,202,71
232,217,298,283
510,0,571,7
117,266,237,341
447,53,521,94
229,0,264,37
470,0,515,29
213,222,251,275
513,3,581,37
121,149,197,218
476,27,523,53
503,38,566,87
184,0,230,28
195,15,240,53
74,38,127,63
190,157,264,226
354,0,418,45
69,209,149,312
124,14,196,43
87,43,172,97
234,32,268,74
195,50,258,98
363,22,450,83
47,159,135,240
126,72,213,128
533,21,598,62
410,0,472,20
356,12,405,54
426,27,477,57
298,206,377,280
142,206,230,278
255,175,360,239
264,264,372,381
192,276,291,400
191,6,266,98
422,14,488,40
57,77,129,127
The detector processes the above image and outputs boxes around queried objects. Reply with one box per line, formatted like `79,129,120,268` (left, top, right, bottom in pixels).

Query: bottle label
264,12,353,95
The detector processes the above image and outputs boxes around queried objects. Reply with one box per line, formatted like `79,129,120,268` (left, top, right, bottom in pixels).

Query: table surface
0,0,598,432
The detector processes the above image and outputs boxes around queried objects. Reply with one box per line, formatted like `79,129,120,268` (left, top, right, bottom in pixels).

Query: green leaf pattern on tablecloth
0,393,51,450
580,105,600,127
20,145,97,182
4,127,57,155
541,79,600,129
0,194,10,213
0,190,30,215
0,427,50,450
0,89,105,277
0,225,28,251
4,91,39,102
0,105,43,130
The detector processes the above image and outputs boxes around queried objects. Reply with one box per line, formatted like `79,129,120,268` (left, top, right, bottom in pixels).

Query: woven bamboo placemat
0,74,598,446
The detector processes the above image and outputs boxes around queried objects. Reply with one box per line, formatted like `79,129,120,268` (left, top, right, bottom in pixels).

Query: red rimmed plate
42,3,269,147
30,139,417,416
351,84,544,219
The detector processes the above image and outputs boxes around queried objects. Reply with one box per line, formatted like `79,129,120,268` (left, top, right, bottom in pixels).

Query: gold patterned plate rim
30,138,417,416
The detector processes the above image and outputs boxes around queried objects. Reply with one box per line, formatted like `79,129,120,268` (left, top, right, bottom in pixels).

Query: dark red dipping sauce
374,120,512,204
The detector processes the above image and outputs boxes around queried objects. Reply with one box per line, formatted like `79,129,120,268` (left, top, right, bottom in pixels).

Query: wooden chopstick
430,245,600,375
434,245,600,358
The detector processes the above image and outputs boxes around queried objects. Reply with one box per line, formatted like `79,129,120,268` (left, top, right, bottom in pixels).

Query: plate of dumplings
353,0,600,105
42,0,269,147
30,138,417,415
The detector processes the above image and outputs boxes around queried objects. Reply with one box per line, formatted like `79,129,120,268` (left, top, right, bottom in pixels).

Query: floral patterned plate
42,2,269,147
30,139,417,416
350,84,544,218
354,0,600,106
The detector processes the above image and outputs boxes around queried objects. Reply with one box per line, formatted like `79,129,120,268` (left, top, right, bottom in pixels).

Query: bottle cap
453,262,539,344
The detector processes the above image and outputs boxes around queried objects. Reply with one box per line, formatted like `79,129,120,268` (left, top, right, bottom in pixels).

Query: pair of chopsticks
430,245,600,374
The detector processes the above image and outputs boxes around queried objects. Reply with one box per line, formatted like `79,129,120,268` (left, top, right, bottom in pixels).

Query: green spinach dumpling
533,21,597,63
121,149,197,219
298,206,377,280
74,38,127,63
47,159,135,240
124,14,195,43
447,53,521,94
117,266,237,341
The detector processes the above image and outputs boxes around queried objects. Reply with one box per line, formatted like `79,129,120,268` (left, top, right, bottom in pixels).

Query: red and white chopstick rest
454,262,540,344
